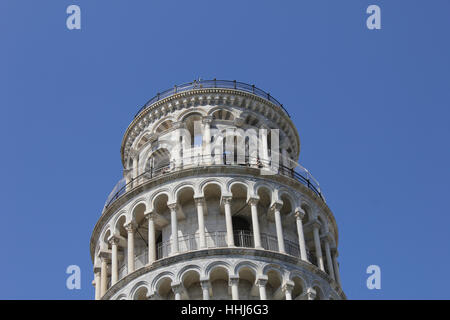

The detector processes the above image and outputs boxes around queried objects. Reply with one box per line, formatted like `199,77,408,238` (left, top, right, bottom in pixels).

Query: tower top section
120,79,301,168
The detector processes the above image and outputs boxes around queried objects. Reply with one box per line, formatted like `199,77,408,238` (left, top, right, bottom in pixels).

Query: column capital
234,117,245,127
306,287,317,300
144,211,156,221
124,222,136,233
229,276,239,286
311,220,322,230
295,209,306,220
93,266,101,274
270,201,283,212
282,281,294,293
200,279,211,289
255,275,268,287
247,197,259,206
202,116,213,124
171,283,184,294
221,195,232,205
108,236,120,246
167,203,178,211
194,197,206,206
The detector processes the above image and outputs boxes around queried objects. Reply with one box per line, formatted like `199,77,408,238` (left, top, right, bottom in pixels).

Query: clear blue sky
1,0,449,299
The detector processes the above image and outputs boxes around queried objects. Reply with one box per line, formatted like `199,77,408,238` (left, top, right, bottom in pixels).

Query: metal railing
111,230,319,287
104,154,324,209
135,79,290,119
154,230,310,261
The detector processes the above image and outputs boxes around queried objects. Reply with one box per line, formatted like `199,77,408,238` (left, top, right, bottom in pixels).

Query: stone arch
228,179,250,199
151,271,175,293
152,273,174,299
176,265,203,283
149,189,172,211
130,199,147,223
311,281,326,300
199,178,225,197
116,294,127,300
300,201,314,223
135,131,152,150
205,261,233,278
177,108,207,122
129,281,150,300
210,108,235,121
234,260,260,277
113,211,128,235
173,182,197,202
289,271,308,299
151,116,176,135
253,182,274,200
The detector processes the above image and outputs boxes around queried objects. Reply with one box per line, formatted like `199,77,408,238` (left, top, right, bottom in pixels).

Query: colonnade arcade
118,262,332,300
94,178,341,299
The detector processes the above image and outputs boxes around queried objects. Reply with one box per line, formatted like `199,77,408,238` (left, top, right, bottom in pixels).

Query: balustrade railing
111,230,318,288
134,79,290,119
104,154,323,209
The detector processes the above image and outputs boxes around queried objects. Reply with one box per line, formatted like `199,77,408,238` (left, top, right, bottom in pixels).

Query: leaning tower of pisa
90,80,346,300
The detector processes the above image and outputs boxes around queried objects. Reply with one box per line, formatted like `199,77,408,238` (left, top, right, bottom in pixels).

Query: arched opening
211,109,234,121
291,276,305,300
266,269,282,300
210,267,230,300
230,183,251,247
153,193,169,259
313,286,324,300
156,277,174,300
114,216,127,279
148,148,171,176
132,203,148,269
233,216,252,248
237,266,257,300
133,286,148,300
203,183,222,246
155,119,173,135
176,187,196,251
182,270,202,300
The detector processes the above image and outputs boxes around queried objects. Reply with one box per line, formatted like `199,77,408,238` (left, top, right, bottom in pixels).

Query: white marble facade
90,81,345,300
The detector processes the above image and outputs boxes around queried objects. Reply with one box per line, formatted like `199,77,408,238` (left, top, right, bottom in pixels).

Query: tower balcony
104,154,324,211
134,79,291,119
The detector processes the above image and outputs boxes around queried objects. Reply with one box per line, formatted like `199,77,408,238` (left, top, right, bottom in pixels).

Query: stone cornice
120,88,301,167
90,165,339,261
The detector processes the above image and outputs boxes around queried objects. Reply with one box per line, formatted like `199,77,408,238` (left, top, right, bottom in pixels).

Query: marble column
146,213,156,264
222,196,235,247
259,127,269,166
195,197,207,248
168,204,179,255
332,249,342,287
109,237,120,285
200,280,211,300
271,202,285,253
256,278,268,300
100,257,108,297
323,238,335,280
312,222,325,272
125,223,135,274
295,209,308,262
248,198,262,249
202,116,212,164
172,284,182,300
229,276,239,300
283,282,294,300
94,267,101,300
